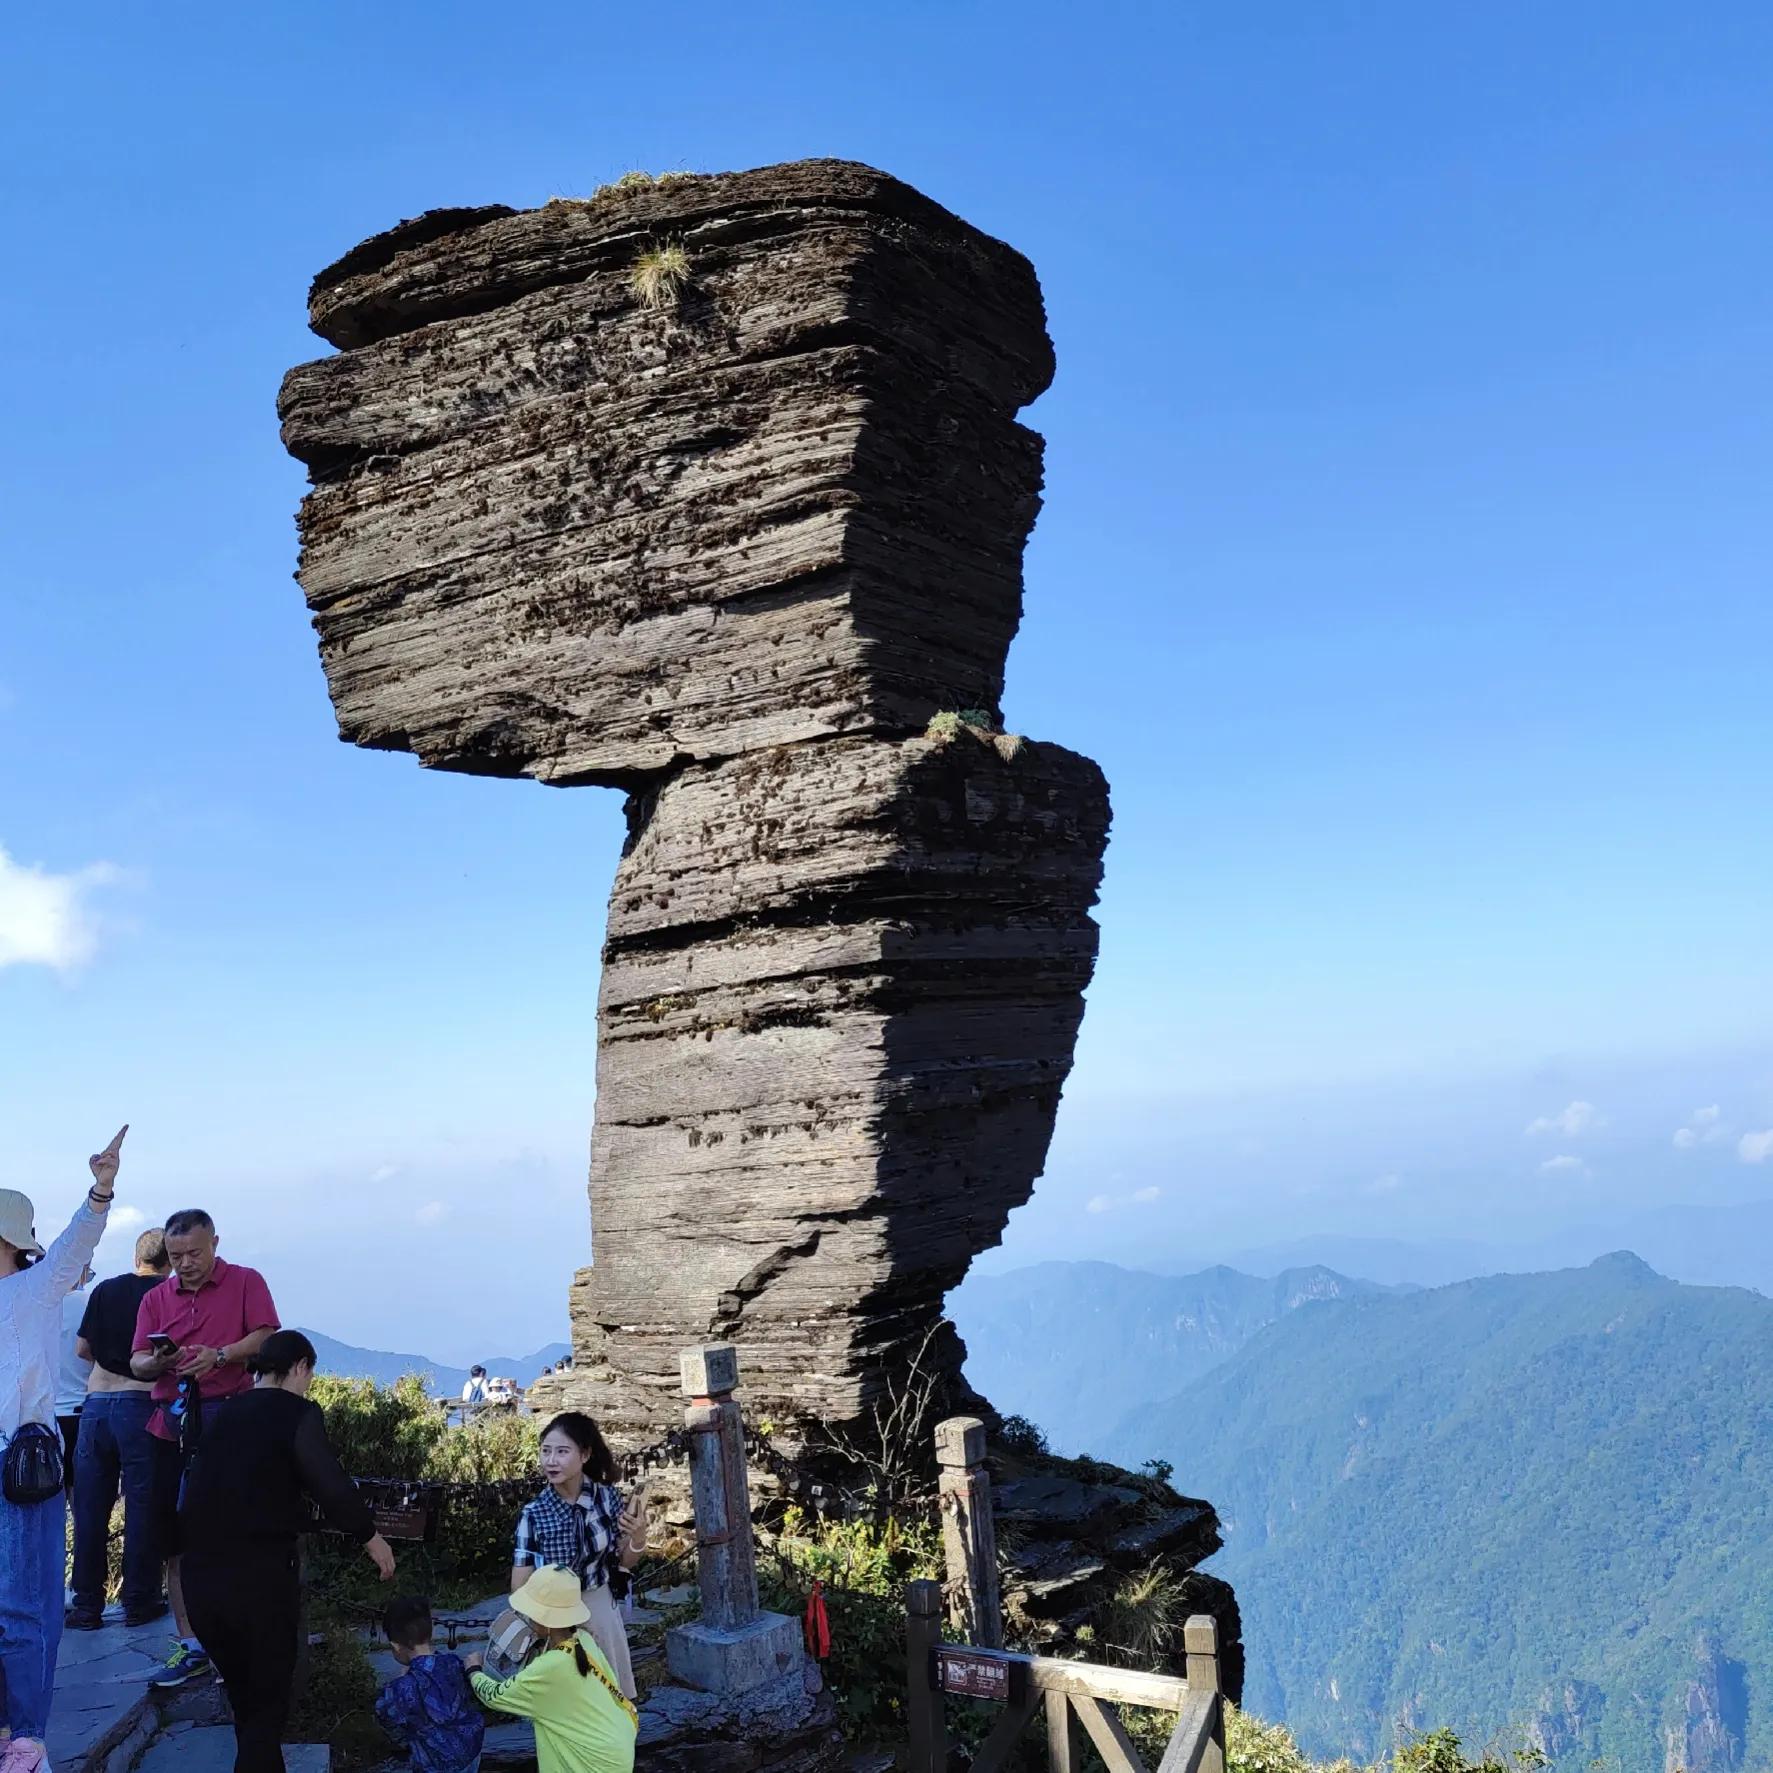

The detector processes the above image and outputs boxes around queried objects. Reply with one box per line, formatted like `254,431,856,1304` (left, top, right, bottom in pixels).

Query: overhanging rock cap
280,158,1060,787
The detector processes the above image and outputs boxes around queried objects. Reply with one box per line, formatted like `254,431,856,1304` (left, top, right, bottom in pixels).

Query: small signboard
372,1503,433,1543
936,1648,1016,1703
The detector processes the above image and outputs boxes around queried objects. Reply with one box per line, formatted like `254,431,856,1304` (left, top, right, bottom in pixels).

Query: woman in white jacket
0,1126,125,1773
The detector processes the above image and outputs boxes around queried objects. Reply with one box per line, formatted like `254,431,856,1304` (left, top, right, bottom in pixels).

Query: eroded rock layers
579,731,1108,1437
279,160,1052,786
280,159,1111,1444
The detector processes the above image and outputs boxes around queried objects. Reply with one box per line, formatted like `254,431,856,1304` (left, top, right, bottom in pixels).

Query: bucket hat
0,1190,44,1258
508,1566,591,1631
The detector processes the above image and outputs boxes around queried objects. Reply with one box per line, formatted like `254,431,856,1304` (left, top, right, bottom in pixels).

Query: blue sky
1,2,1769,1357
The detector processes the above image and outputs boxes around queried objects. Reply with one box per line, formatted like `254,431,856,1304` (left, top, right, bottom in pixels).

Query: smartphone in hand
149,1333,180,1359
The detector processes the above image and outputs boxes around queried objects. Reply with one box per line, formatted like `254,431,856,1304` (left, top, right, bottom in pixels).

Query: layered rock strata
279,161,1051,786
578,730,1108,1435
279,159,1109,1446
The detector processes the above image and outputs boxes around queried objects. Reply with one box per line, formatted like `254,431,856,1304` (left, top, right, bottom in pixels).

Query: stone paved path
47,1609,329,1772
46,1611,167,1772
138,1722,328,1770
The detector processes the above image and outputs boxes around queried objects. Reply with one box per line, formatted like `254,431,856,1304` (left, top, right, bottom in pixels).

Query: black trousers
182,1542,302,1773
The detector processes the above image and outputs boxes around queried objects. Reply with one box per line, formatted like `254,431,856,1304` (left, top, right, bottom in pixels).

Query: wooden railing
906,1579,1225,1773
910,1414,1227,1773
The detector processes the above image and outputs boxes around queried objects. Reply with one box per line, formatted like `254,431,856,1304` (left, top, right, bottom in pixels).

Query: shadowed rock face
280,159,1110,1447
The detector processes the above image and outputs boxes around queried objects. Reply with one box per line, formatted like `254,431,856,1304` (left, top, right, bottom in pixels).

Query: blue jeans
72,1391,163,1619
0,1489,67,1739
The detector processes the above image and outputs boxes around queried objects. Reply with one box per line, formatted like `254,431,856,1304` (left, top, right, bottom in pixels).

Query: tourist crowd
0,1129,645,1773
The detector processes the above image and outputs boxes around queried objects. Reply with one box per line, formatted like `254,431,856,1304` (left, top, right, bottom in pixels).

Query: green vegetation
629,240,691,309
547,168,703,209
309,1373,539,1609
925,708,1023,757
1222,1711,1547,1773
760,1505,945,1741
1100,1563,1188,1668
289,1625,382,1770
1109,1254,1772,1769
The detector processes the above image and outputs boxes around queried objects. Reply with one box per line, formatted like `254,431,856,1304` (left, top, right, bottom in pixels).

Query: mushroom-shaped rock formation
280,159,1111,1450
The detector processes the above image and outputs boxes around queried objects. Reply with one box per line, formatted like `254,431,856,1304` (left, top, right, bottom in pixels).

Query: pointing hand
89,1125,128,1192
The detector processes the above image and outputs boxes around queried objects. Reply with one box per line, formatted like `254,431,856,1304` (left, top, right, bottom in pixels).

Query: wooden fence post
1046,1690,1081,1773
935,1415,1002,1649
906,1578,949,1773
1184,1614,1226,1773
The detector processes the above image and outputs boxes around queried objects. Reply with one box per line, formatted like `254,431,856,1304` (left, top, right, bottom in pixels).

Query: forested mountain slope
1106,1255,1771,1772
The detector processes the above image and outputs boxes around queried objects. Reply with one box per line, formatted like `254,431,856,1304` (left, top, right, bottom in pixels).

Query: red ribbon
803,1578,831,1660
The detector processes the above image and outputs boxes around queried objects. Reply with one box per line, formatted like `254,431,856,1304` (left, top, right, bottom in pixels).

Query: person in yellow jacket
465,1564,637,1773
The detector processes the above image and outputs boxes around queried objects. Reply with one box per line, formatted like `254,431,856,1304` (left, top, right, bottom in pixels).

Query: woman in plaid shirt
510,1413,646,1698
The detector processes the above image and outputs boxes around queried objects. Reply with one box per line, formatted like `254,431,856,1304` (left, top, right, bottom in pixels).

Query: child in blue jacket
375,1597,486,1773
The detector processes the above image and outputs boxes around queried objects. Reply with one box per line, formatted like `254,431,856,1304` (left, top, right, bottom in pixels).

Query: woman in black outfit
178,1330,395,1772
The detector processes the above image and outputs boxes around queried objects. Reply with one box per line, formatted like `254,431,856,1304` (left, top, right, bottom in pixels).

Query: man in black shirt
67,1230,172,1629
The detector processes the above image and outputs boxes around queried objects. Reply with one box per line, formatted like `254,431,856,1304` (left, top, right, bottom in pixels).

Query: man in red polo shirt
131,1208,279,1688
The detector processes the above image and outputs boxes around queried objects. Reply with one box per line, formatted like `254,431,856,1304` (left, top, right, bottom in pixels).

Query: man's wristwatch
214,1348,232,1368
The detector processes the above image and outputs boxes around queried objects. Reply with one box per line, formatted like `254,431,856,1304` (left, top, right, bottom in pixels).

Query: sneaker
124,1602,170,1629
0,1737,51,1772
64,1607,104,1631
148,1641,212,1688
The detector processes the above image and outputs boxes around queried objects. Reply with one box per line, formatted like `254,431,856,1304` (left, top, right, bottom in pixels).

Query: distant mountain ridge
948,1258,1388,1452
1220,1196,1773,1293
298,1331,571,1397
1093,1253,1773,1772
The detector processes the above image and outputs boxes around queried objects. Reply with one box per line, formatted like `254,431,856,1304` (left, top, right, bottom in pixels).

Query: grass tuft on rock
630,241,691,309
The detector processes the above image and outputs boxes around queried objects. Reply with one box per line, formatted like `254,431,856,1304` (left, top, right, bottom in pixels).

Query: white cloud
1526,1100,1603,1138
1739,1131,1773,1165
99,1205,147,1240
1673,1106,1726,1150
0,845,117,971
370,1164,401,1184
1088,1185,1162,1214
1539,1154,1590,1177
415,1200,450,1225
1366,1172,1403,1195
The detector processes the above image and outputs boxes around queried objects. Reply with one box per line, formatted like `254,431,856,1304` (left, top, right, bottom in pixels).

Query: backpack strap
567,1636,638,1731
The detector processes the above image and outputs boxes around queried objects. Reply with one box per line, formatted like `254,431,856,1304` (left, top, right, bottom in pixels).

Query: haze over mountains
1217,1196,1773,1293
949,1261,1393,1452
954,1253,1771,1773
298,1331,570,1397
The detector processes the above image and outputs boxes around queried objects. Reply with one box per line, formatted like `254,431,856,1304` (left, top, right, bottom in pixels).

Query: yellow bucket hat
509,1566,591,1631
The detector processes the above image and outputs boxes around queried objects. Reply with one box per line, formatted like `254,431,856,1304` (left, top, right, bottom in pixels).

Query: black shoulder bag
2,1422,65,1505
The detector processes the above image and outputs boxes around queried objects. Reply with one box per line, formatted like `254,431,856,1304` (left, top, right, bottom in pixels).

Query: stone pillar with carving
935,1415,1002,1648
665,1344,805,1694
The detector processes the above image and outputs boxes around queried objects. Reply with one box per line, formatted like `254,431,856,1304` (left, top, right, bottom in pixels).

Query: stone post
934,1415,1002,1648
665,1344,806,1694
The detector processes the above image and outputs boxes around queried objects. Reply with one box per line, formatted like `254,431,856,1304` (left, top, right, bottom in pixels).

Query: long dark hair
539,1411,618,1485
249,1330,318,1381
